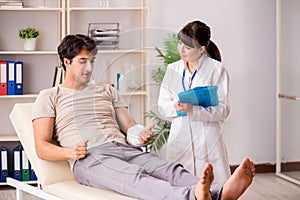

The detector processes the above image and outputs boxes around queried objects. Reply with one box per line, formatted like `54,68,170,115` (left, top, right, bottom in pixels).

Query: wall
147,0,277,165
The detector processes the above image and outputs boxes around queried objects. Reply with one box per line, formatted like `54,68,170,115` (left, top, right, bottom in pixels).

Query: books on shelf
52,66,65,87
0,60,23,96
0,1,23,8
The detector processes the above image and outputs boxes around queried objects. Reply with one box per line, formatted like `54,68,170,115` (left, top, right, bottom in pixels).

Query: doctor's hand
174,101,193,113
138,124,155,145
71,141,88,160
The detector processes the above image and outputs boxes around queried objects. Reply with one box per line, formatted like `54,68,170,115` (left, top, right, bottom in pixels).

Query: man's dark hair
58,34,97,70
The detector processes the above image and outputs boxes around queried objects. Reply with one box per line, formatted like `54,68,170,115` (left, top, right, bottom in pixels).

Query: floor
240,173,300,200
0,173,300,200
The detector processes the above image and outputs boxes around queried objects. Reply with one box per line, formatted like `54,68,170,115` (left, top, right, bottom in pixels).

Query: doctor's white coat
157,55,231,184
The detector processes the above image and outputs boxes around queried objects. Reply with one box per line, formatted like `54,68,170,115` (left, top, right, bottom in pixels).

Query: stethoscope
181,67,198,174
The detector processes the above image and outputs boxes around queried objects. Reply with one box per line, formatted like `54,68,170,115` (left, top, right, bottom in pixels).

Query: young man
32,34,255,200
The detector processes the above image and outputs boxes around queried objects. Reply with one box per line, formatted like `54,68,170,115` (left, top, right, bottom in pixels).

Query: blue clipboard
178,86,219,107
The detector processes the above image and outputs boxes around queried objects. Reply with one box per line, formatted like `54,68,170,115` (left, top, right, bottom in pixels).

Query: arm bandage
127,124,145,147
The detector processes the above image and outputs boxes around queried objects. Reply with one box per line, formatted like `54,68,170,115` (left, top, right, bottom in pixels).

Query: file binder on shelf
29,163,37,181
52,66,64,87
7,61,16,95
0,147,9,182
22,149,30,181
15,61,23,95
13,145,22,181
0,61,7,95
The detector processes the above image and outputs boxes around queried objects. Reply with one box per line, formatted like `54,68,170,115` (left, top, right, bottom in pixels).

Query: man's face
65,49,96,87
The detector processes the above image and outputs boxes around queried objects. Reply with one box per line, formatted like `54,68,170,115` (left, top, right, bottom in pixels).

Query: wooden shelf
0,51,58,55
0,134,19,142
0,50,145,55
0,94,37,99
120,90,147,96
0,180,37,186
97,49,146,54
69,7,147,11
0,7,63,11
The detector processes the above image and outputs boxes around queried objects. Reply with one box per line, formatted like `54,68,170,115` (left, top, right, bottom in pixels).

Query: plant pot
23,38,37,51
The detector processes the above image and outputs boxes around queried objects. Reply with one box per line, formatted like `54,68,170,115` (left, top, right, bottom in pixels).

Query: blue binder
15,61,23,95
178,86,219,107
29,162,37,181
13,145,22,181
7,61,16,95
0,147,9,182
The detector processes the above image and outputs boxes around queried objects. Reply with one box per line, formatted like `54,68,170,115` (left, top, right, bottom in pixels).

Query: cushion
44,181,135,200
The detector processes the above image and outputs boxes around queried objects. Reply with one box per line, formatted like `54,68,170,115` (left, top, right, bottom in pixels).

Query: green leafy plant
151,33,181,84
18,27,40,40
145,111,171,152
146,33,180,152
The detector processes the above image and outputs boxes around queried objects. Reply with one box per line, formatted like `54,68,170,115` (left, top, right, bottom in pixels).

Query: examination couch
8,103,136,200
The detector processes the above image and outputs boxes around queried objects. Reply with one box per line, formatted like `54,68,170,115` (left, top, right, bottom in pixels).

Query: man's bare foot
195,163,214,200
221,157,256,200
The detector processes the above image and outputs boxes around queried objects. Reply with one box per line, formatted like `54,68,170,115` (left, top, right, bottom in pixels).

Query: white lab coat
157,54,231,184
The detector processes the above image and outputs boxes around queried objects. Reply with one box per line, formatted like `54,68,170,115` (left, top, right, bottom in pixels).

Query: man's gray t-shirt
32,81,127,167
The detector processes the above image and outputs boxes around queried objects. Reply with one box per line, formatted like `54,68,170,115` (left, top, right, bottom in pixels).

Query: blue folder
178,86,219,107
15,61,23,95
13,145,22,181
29,162,37,181
7,61,16,95
0,147,9,182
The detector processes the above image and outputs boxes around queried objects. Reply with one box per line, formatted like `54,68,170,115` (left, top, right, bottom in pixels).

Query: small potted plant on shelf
18,27,40,51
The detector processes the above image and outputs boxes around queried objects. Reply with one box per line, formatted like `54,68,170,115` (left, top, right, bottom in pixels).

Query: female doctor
157,20,231,185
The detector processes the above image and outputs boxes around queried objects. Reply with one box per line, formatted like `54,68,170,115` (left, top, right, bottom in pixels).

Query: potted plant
145,33,180,153
18,27,40,51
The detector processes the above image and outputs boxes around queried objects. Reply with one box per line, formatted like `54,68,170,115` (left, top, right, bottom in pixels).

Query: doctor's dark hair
178,20,222,62
58,34,97,70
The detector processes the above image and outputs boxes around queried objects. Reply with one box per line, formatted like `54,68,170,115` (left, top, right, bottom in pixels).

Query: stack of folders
0,0,23,8
52,66,65,87
0,147,9,182
88,23,120,50
0,61,23,96
13,145,37,182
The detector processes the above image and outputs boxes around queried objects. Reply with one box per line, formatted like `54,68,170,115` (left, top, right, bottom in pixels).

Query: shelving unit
0,0,64,132
0,0,64,186
0,0,149,185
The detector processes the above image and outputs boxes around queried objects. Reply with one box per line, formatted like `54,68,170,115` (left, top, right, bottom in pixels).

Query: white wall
148,0,277,165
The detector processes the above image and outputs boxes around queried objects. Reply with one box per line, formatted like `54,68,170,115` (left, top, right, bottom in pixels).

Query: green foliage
150,67,166,85
151,33,180,84
144,111,171,151
18,27,40,39
145,33,181,152
156,33,181,67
